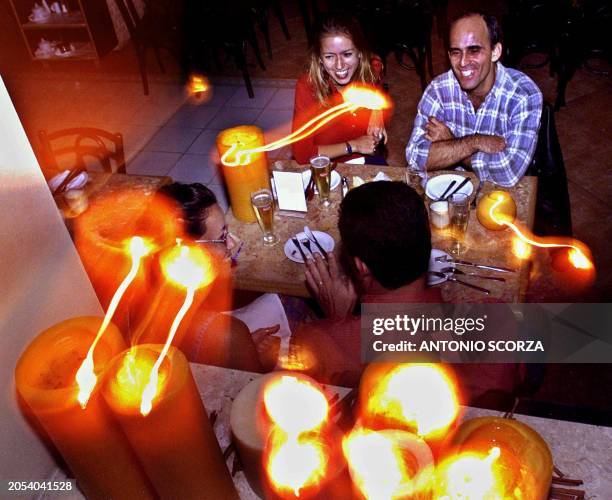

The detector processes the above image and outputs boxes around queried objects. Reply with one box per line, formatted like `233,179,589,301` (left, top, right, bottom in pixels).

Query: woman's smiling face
320,34,360,87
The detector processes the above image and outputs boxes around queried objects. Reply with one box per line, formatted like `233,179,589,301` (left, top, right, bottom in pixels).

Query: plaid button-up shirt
405,63,542,187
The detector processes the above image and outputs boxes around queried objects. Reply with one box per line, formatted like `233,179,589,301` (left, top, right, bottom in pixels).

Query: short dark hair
450,11,502,48
158,182,217,238
338,181,431,289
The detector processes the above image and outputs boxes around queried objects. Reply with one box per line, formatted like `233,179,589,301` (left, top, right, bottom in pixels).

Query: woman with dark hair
292,14,389,165
135,182,280,371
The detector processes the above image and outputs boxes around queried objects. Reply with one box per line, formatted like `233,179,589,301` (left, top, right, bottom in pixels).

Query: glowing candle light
216,125,271,222
230,372,344,498
359,363,460,451
15,317,155,499
477,190,595,280
438,416,553,499
512,236,532,260
102,344,238,500
343,428,434,500
76,236,152,408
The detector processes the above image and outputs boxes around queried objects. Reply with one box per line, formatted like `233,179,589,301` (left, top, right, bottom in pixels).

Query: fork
300,238,316,257
429,271,490,294
441,266,505,282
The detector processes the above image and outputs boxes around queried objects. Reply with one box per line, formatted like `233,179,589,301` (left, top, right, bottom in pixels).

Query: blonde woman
291,14,389,165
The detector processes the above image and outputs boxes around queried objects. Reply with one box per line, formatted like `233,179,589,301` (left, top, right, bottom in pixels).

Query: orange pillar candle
102,344,238,500
14,317,155,500
216,125,271,222
476,190,517,230
358,362,460,457
438,416,553,499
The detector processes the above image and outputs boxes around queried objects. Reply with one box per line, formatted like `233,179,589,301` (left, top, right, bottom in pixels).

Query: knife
448,258,516,273
437,180,456,201
291,237,309,263
443,176,470,200
304,225,328,259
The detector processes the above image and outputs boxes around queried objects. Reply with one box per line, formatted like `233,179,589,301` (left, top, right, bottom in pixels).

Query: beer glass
309,155,332,208
250,189,277,246
448,193,470,255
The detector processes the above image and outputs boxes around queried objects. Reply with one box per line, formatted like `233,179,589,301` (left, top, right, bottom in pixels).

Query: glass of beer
448,193,470,255
250,188,278,246
309,155,332,207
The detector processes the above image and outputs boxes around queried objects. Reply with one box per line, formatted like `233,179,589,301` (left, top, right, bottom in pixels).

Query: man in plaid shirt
406,12,542,187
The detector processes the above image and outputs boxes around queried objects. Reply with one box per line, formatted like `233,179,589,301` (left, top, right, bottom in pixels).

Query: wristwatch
345,142,353,155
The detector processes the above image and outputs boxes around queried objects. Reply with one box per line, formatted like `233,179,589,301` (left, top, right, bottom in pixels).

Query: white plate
426,174,473,200
29,14,50,23
284,231,335,264
427,248,453,286
301,170,341,192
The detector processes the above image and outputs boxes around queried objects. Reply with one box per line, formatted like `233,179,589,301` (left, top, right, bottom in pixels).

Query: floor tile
207,182,230,213
266,88,296,110
225,86,277,109
205,107,262,131
203,85,240,107
187,130,220,160
167,153,219,184
127,151,182,176
255,107,293,145
144,126,201,153
165,105,221,129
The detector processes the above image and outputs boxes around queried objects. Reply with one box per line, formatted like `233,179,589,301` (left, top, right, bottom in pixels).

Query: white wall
0,76,102,482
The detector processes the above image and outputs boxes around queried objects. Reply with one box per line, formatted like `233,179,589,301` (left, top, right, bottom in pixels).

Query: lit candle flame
488,195,594,271
75,236,152,409
140,243,215,416
343,429,410,500
436,447,502,499
263,375,329,436
221,85,389,167
188,74,209,95
266,432,328,497
365,364,459,438
512,237,531,260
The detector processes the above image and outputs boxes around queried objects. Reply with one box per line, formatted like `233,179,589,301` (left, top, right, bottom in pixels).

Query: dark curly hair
338,181,431,290
158,182,217,238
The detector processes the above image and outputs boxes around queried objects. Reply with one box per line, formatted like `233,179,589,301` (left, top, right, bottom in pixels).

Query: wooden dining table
226,160,537,303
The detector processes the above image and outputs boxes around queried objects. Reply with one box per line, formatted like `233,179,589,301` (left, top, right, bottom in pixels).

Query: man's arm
426,134,506,170
471,90,543,187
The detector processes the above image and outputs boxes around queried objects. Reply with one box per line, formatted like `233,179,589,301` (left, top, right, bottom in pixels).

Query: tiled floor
127,82,297,214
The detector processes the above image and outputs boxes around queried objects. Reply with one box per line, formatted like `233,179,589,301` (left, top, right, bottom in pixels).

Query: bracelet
345,142,353,155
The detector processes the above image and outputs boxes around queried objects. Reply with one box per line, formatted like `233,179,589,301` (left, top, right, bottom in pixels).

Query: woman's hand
367,109,387,145
350,135,378,155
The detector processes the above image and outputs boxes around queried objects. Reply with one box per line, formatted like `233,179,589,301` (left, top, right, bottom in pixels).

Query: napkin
272,170,307,213
48,170,89,192
373,171,391,181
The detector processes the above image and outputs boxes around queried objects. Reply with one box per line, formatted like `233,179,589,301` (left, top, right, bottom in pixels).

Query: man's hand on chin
304,252,357,321
425,117,455,142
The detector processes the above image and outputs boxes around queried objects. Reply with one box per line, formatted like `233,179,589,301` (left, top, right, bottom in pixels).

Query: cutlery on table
429,271,490,294
443,177,470,200
441,266,506,282
437,180,456,201
304,176,315,200
304,225,328,258
300,238,315,257
291,237,308,262
435,256,516,273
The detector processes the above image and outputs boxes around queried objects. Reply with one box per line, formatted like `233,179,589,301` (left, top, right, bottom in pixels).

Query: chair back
38,127,126,175
526,102,572,236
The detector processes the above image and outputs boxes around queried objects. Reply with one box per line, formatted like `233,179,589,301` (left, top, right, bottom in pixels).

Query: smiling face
448,15,501,96
320,34,360,87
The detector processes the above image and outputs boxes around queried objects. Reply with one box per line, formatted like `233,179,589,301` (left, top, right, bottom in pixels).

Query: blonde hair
307,15,378,106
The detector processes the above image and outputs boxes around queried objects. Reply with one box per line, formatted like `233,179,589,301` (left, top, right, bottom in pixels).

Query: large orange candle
216,125,270,222
437,417,553,499
14,317,155,500
358,362,460,457
102,344,238,500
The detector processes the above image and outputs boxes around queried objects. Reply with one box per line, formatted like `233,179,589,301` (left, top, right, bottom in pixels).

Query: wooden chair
38,128,126,176
113,0,179,95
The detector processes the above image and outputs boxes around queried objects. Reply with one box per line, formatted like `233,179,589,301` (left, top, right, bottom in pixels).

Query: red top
291,73,390,165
